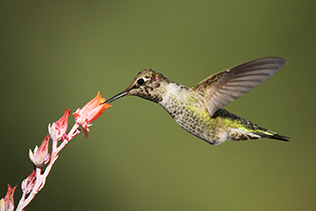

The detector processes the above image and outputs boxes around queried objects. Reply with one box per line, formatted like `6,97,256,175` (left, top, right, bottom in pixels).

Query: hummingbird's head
104,69,171,104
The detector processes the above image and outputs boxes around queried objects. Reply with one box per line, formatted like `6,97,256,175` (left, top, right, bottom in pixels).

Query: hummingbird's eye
137,78,145,86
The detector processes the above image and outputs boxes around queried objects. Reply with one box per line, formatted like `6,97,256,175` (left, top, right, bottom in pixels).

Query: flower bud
21,169,36,194
0,184,16,211
29,135,50,168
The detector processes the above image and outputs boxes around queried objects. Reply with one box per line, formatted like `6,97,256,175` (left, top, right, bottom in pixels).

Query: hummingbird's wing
193,57,286,117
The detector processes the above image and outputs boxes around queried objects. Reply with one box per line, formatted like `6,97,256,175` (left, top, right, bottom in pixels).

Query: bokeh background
1,1,315,210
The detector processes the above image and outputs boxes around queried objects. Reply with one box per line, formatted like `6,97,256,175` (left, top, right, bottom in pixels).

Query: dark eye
137,78,145,86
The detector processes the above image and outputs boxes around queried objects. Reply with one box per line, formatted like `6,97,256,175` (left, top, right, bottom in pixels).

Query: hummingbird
105,57,290,145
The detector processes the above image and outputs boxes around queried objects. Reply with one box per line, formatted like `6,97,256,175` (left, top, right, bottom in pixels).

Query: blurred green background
1,0,315,210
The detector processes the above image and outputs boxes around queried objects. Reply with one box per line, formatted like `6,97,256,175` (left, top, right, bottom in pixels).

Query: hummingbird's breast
159,83,225,145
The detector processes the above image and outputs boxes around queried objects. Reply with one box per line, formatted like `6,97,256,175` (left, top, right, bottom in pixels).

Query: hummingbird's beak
104,91,129,104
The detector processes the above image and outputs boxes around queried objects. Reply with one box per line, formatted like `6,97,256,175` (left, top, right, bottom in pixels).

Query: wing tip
258,57,287,68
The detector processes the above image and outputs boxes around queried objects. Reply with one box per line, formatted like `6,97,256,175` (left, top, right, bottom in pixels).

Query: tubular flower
48,108,71,141
29,135,51,168
0,184,16,211
21,169,36,194
72,91,112,137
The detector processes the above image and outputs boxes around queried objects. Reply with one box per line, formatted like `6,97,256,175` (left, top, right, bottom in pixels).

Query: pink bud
29,135,51,168
48,108,70,141
21,169,36,194
0,184,16,211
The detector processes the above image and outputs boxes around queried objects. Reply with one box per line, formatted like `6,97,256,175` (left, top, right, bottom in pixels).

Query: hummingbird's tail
254,132,290,142
213,109,290,142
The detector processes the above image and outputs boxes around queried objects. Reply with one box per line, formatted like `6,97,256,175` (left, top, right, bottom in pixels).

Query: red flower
72,91,112,137
0,184,16,211
48,108,70,141
29,135,51,168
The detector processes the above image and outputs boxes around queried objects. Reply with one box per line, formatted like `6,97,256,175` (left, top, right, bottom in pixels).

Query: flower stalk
1,92,111,211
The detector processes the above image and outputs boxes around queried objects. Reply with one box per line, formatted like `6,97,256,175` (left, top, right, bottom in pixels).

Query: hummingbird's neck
159,82,190,107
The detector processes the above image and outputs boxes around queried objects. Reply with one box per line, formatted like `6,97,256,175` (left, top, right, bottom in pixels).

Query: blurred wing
193,57,286,116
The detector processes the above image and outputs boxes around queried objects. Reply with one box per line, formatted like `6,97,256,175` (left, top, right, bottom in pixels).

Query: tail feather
256,133,290,142
213,109,291,142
